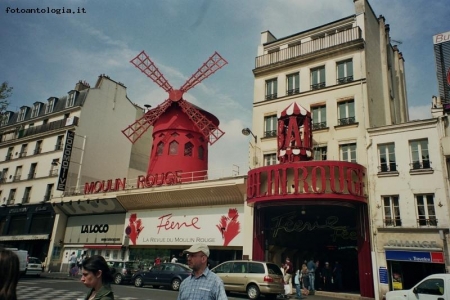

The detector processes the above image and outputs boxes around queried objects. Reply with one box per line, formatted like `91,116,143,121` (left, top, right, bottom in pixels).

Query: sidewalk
41,271,82,281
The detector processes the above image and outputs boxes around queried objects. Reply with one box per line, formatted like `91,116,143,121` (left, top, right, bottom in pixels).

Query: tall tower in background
433,31,450,104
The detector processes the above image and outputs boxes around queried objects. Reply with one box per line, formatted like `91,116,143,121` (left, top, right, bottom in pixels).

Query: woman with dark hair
0,248,20,300
81,255,114,300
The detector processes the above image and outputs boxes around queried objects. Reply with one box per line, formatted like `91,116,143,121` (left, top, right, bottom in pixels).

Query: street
17,276,342,300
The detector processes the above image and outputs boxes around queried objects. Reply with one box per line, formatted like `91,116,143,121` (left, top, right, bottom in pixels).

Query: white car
26,257,43,277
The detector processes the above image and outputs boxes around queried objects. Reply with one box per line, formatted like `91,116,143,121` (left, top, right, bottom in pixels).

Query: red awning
84,245,122,250
278,102,308,118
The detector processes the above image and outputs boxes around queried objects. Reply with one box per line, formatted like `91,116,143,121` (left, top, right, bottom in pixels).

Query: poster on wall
124,205,244,247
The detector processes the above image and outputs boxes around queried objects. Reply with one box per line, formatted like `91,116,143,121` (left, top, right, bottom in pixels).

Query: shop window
7,215,27,235
29,214,53,234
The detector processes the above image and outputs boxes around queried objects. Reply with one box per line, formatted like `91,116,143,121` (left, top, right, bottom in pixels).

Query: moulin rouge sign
84,171,182,194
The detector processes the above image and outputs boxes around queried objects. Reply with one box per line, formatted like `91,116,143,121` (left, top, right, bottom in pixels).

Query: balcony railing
5,154,12,161
6,199,15,205
312,122,327,130
255,27,362,68
378,164,397,173
33,148,42,155
264,130,277,138
22,196,30,204
27,173,36,179
311,82,326,90
49,169,58,177
417,218,438,227
384,218,402,227
55,143,63,151
19,151,27,158
0,177,6,183
265,93,277,100
337,76,354,84
338,117,356,126
410,161,431,170
12,175,21,182
287,88,300,95
43,194,53,202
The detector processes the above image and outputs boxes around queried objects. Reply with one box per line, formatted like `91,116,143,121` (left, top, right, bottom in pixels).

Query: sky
1,0,449,175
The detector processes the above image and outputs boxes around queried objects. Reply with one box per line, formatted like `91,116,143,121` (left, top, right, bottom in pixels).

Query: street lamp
144,104,152,112
242,128,257,143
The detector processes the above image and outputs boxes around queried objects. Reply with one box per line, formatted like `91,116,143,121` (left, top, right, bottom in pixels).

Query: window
265,78,278,100
340,143,356,163
17,107,27,122
184,142,193,156
157,142,164,156
169,141,178,155
23,187,32,204
7,189,16,205
310,66,325,90
312,105,327,129
314,146,327,161
34,140,43,155
50,159,59,176
55,135,64,151
1,112,11,126
5,147,13,161
416,194,437,226
378,143,396,172
19,144,28,158
13,166,22,182
28,163,37,179
66,92,76,108
263,153,277,166
44,184,54,201
337,59,353,84
410,139,430,169
264,115,277,138
337,100,355,125
415,278,444,295
383,196,401,226
0,168,8,183
31,103,41,118
198,146,204,160
286,73,300,95
45,98,55,114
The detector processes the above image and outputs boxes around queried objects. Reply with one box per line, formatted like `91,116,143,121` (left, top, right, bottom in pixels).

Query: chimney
75,80,90,92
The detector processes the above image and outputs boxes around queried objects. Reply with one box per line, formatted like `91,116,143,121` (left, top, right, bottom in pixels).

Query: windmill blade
180,52,228,93
130,51,173,93
178,100,225,145
122,99,173,143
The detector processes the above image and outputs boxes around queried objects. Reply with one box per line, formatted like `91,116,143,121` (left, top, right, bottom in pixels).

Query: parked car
211,260,284,300
385,273,450,300
132,262,192,291
25,257,43,277
107,260,141,285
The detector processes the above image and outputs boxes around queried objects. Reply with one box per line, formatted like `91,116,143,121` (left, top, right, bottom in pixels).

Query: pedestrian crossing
17,281,140,300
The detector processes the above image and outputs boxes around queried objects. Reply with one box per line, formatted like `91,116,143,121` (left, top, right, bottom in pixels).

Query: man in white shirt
171,254,178,263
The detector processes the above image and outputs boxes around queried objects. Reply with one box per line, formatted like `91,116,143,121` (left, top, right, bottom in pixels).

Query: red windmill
122,51,227,182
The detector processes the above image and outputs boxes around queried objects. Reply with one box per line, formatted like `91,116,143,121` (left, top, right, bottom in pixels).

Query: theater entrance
253,202,372,294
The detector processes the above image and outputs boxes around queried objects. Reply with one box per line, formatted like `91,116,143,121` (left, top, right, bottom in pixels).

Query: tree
0,81,13,124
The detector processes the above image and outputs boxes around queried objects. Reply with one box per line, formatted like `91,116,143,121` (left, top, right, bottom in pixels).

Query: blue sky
1,0,449,173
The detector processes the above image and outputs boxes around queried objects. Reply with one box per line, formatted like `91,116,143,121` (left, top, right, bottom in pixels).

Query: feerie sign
386,240,441,249
84,171,182,194
124,205,244,247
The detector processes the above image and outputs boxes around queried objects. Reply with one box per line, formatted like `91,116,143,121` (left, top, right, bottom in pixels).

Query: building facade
433,30,450,105
0,75,150,267
245,0,409,298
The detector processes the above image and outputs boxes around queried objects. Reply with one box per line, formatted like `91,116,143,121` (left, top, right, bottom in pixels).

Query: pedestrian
171,254,178,263
307,258,315,293
69,251,78,276
294,268,304,299
0,248,20,300
283,257,294,295
314,260,322,291
177,243,227,300
301,263,310,293
333,261,343,290
81,255,114,300
322,262,333,291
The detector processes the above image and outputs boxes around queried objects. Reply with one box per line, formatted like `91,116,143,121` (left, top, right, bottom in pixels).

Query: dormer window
17,107,28,122
30,102,41,118
1,111,11,126
66,91,76,108
45,98,56,114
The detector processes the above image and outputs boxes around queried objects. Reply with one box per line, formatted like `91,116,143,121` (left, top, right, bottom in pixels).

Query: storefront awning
385,250,444,264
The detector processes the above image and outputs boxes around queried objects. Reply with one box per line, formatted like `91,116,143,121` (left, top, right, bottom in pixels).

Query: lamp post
242,127,257,143
242,127,259,168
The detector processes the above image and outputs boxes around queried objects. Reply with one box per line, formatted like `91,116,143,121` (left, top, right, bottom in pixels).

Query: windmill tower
122,51,227,182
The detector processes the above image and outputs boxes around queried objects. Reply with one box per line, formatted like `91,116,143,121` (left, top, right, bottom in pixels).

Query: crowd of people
282,257,343,299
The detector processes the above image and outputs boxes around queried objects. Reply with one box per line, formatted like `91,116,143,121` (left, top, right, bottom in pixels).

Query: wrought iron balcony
43,195,52,202
33,148,42,155
337,76,354,84
27,173,36,179
12,175,21,182
312,122,327,130
5,154,12,161
49,169,58,177
255,27,362,68
410,160,431,170
384,218,402,227
6,199,15,205
19,151,27,158
378,164,397,173
55,143,63,151
287,88,300,95
417,218,438,227
264,130,277,138
0,177,6,183
310,82,326,90
22,196,30,204
338,117,356,126
265,93,277,100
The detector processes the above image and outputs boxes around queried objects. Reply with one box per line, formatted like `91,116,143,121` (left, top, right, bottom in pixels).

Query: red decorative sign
125,213,144,245
216,208,241,246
